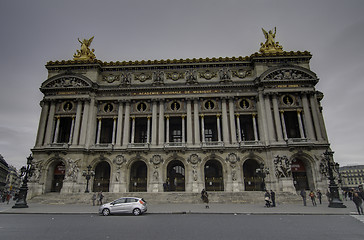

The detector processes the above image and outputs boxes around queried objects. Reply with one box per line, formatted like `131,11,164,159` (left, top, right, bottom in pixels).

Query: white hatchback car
99,197,147,216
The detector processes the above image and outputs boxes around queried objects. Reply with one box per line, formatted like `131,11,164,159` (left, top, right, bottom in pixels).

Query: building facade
0,155,9,192
339,165,364,190
29,30,333,198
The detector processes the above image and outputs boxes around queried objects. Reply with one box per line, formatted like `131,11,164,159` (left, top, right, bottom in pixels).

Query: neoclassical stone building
29,29,333,198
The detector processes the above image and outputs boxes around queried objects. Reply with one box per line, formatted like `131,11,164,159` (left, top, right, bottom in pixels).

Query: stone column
193,99,200,145
158,100,165,145
35,100,49,147
200,115,205,143
310,94,323,141
68,116,75,144
301,94,315,141
112,117,117,144
116,102,124,146
257,92,269,144
151,101,158,146
228,98,237,144
186,100,193,145
252,114,259,142
72,100,83,145
165,116,170,143
264,94,275,142
96,117,102,144
272,95,284,142
221,98,230,145
130,116,135,144
44,101,56,145
122,102,131,147
85,98,97,148
182,115,185,143
79,99,90,146
53,116,60,143
280,110,288,140
297,110,305,139
217,114,222,142
147,116,151,144
235,114,241,142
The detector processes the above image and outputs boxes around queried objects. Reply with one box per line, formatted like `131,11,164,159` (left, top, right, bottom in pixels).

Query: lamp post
256,162,269,191
323,150,346,208
82,165,95,193
12,154,34,208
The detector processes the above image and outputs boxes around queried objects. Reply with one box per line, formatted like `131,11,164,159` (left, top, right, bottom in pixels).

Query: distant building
339,165,364,190
29,29,334,198
0,154,9,192
6,165,21,193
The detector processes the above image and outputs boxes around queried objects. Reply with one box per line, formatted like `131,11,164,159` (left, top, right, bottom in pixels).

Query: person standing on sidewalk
316,190,322,204
91,193,96,206
300,189,307,206
201,189,209,209
309,190,317,206
270,190,276,207
264,190,271,208
352,192,363,215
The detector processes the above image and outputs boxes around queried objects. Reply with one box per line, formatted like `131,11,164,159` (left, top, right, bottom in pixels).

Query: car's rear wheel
133,208,141,216
102,208,110,216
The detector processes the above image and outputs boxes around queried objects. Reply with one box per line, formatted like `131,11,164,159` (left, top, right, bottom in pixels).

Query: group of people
300,189,323,206
91,191,104,206
264,190,276,207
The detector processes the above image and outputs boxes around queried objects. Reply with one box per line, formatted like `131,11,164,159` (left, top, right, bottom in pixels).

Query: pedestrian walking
309,190,317,206
264,190,271,208
99,191,104,205
201,189,209,208
316,190,322,204
91,193,96,206
352,192,363,215
6,192,11,204
300,189,307,206
270,190,276,207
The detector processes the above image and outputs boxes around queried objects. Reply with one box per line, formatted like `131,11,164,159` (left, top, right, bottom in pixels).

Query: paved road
1,214,363,240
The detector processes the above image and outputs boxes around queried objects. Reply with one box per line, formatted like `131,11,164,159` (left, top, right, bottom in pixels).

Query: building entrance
51,162,65,192
93,161,110,192
130,161,147,192
243,159,264,191
167,160,185,191
204,160,224,191
291,159,309,190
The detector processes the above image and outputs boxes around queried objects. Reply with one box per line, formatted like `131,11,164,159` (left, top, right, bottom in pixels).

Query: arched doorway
129,161,147,192
93,161,111,192
204,160,224,191
291,158,310,191
167,160,185,191
243,159,264,191
51,161,65,192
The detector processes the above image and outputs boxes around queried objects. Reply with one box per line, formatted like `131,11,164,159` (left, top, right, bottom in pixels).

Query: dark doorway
243,159,264,191
291,159,309,190
167,160,185,191
51,162,65,192
93,161,110,192
130,161,147,192
204,160,224,191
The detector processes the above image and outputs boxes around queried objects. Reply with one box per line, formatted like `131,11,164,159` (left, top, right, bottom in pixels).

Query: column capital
280,110,285,114
252,113,256,118
181,115,185,119
216,114,221,118
235,113,240,117
200,114,204,118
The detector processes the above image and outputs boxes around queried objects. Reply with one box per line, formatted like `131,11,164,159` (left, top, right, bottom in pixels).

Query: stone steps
28,191,302,205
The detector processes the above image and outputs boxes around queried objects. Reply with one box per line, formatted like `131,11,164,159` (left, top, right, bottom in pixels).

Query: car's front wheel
132,208,141,216
102,208,110,216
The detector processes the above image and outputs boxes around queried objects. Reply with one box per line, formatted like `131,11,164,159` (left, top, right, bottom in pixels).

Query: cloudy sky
1,0,363,169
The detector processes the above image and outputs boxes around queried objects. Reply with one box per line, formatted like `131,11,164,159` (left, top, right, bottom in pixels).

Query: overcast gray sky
1,0,363,169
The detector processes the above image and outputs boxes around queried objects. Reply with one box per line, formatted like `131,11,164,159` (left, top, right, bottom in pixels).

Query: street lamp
82,165,95,193
12,154,34,208
323,150,346,208
256,162,269,191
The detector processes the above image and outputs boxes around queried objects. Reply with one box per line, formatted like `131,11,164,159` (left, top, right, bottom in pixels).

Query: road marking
351,215,364,224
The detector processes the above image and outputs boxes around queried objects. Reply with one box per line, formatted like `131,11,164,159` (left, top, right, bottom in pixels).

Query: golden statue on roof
259,27,283,54
73,36,96,60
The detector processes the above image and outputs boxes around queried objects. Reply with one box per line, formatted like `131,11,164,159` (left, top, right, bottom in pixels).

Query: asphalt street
1,214,363,240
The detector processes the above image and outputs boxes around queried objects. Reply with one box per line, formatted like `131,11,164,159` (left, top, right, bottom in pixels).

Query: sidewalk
0,200,359,215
